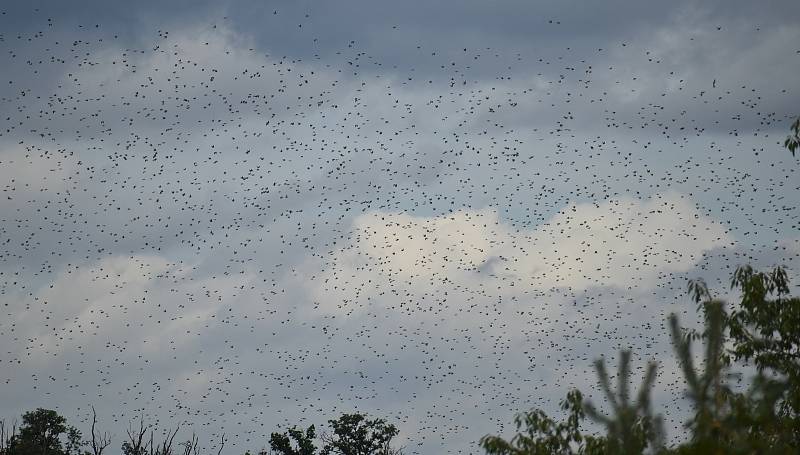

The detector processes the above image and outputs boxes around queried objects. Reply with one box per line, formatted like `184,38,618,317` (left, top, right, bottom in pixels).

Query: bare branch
216,433,226,455
160,426,180,455
179,432,199,455
126,415,149,455
90,406,112,455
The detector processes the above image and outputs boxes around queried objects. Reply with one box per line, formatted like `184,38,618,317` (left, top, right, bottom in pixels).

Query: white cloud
313,191,732,316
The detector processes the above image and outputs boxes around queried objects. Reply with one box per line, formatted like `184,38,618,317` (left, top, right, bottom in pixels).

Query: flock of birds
0,5,798,454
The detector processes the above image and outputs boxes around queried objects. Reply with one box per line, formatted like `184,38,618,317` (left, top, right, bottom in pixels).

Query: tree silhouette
269,425,317,455
320,414,402,455
5,409,81,455
121,416,179,455
785,117,800,156
88,407,111,455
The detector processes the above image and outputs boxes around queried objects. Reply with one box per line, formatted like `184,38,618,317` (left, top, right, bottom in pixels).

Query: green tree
727,265,800,447
479,353,661,455
583,351,664,454
670,269,799,454
479,390,607,455
6,409,82,455
320,414,401,455
481,265,799,454
64,427,84,455
668,298,736,452
269,425,317,455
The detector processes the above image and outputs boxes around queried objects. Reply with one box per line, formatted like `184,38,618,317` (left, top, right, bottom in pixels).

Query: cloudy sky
0,0,798,453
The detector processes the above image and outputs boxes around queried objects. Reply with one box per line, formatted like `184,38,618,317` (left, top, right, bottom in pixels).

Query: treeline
2,264,798,454
0,410,402,455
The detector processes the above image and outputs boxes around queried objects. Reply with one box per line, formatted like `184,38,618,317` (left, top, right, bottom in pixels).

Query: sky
0,0,798,453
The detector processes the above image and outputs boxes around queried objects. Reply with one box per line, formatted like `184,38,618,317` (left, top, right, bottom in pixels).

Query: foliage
583,351,663,454
479,390,606,455
479,354,662,455
785,117,800,156
2,410,401,455
269,425,317,455
320,414,401,455
64,427,84,455
728,265,800,446
4,409,84,455
481,265,799,455
267,414,402,455
668,299,734,449
667,273,799,454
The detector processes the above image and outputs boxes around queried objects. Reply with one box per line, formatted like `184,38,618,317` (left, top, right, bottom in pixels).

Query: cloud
313,191,732,317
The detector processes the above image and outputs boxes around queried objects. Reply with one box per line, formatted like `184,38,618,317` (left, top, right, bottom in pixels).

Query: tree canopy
480,265,800,455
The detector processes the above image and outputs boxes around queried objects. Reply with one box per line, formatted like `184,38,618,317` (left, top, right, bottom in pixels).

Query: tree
320,414,402,455
64,427,84,455
479,390,606,455
669,270,799,454
178,433,199,455
583,350,664,454
669,299,736,452
122,416,149,455
785,117,800,156
177,432,225,455
6,409,81,455
265,414,402,455
481,266,799,454
121,416,179,455
727,265,800,447
479,352,661,455
269,425,317,455
87,407,111,455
